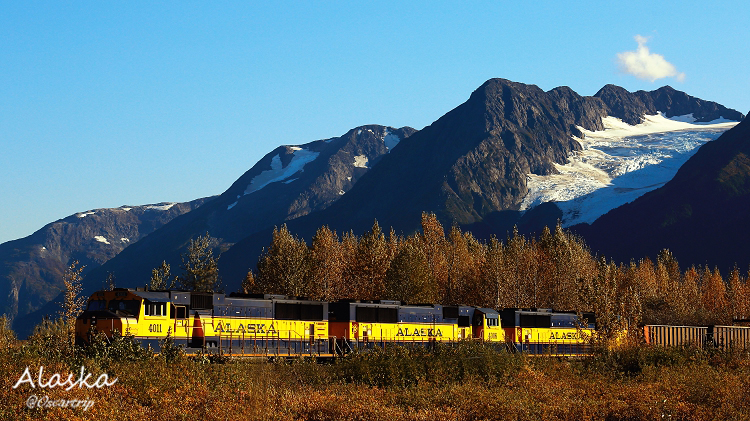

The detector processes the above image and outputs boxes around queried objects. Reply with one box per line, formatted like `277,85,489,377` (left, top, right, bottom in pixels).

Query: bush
336,341,523,388
0,316,16,351
581,344,707,377
158,333,185,364
24,317,73,362
81,329,152,369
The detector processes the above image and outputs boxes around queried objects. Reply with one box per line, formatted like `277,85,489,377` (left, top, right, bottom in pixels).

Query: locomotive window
551,315,576,327
356,306,397,323
458,316,471,327
356,307,377,322
174,305,187,319
582,313,596,329
486,317,498,327
300,304,324,321
107,300,141,317
275,303,300,320
379,308,398,323
443,306,459,319
190,293,213,310
519,314,551,328
144,302,166,317
87,300,107,311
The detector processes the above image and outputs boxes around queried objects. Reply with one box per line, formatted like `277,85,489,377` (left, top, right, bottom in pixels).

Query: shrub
336,341,523,388
158,332,185,364
0,316,16,351
24,317,73,362
80,329,152,369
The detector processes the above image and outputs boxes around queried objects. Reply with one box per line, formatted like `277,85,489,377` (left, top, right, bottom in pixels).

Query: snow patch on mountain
668,114,736,124
146,203,175,211
353,155,369,168
77,211,96,218
94,236,110,245
383,129,401,150
521,114,738,226
244,149,319,196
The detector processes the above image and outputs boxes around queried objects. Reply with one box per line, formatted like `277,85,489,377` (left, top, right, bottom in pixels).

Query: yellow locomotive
327,301,505,352
76,289,597,357
76,288,331,357
501,308,597,355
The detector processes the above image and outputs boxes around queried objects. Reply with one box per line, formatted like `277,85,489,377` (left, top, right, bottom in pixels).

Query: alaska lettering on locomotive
396,327,443,337
214,322,278,335
548,331,589,340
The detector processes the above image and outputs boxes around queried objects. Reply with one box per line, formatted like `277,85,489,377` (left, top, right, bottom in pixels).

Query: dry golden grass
1,341,749,421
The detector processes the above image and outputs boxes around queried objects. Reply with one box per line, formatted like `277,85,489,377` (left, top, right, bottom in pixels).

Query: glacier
520,113,738,227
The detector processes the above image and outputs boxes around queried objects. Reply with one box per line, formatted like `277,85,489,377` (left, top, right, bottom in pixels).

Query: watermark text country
13,366,117,391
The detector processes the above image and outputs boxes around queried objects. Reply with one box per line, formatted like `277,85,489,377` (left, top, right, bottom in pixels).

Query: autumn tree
727,266,747,321
580,257,625,342
445,227,485,306
239,270,256,294
104,272,116,291
481,236,508,309
505,226,537,307
60,260,86,347
177,233,220,292
384,237,433,303
150,260,173,290
339,230,360,299
701,266,729,324
256,225,309,297
348,220,390,300
306,226,344,301
419,212,448,290
681,266,702,324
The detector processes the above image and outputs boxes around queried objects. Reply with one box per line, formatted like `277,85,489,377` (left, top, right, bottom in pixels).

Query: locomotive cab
472,308,504,342
75,289,143,344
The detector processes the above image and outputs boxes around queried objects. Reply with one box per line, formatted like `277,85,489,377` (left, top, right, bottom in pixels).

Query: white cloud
617,35,685,82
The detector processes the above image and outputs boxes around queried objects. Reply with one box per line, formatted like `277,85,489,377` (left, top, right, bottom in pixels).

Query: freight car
644,324,750,350
76,288,599,357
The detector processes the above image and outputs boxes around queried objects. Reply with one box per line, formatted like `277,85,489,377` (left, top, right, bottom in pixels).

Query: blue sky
1,1,748,244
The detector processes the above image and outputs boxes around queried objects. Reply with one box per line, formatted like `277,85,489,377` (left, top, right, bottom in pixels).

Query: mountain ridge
213,79,744,288
0,198,213,325
77,125,415,299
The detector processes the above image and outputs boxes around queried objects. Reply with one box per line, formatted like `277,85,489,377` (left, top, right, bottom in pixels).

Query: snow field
521,114,738,226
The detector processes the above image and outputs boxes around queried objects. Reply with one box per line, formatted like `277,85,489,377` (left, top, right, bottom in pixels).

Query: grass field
1,335,749,421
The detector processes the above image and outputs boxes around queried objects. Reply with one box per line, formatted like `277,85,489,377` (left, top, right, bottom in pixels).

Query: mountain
594,84,743,125
26,77,741,327
216,79,743,287
0,199,212,325
572,113,750,271
81,125,415,293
